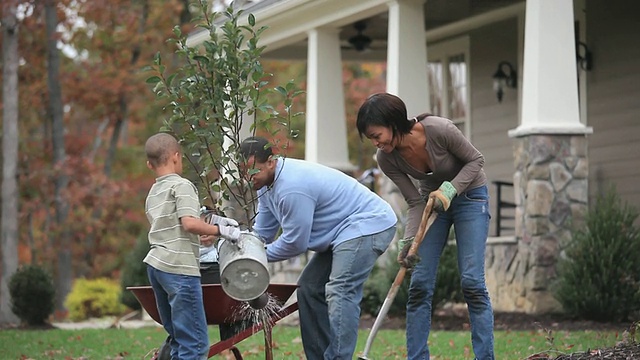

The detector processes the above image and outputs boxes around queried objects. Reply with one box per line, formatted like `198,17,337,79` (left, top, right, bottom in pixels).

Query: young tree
1,0,20,325
148,0,303,226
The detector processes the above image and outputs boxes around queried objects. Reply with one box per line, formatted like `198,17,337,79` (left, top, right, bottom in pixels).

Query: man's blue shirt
253,158,397,262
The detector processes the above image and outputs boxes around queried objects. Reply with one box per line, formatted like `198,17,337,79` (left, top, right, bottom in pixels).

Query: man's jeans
406,185,495,360
147,266,209,360
297,225,396,360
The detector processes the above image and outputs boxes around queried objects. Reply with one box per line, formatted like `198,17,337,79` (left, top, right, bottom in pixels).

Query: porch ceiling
189,0,523,61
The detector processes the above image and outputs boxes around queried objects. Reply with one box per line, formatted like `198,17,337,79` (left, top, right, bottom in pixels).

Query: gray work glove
208,214,240,243
218,225,241,242
208,214,239,228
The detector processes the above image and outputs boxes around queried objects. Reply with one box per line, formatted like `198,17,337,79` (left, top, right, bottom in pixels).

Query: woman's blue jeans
297,225,396,360
406,185,495,360
147,265,209,360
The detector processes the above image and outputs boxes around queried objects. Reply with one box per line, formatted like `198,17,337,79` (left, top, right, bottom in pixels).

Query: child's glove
429,181,457,212
397,236,420,269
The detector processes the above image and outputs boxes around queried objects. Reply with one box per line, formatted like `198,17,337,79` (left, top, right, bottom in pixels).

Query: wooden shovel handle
391,197,436,288
359,197,437,359
407,197,437,260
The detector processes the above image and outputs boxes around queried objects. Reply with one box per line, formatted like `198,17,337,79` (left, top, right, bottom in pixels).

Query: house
188,0,640,314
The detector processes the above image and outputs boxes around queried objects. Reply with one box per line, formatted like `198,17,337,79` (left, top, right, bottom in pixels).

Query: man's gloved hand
429,181,457,212
218,225,241,243
397,237,420,269
208,214,239,228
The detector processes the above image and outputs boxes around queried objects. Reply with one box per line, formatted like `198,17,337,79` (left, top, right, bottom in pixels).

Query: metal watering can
218,232,270,307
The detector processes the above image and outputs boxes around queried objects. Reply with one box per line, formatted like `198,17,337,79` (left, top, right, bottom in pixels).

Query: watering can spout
248,292,269,309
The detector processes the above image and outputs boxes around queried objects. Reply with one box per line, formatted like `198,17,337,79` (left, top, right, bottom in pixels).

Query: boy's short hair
240,136,273,163
145,133,180,168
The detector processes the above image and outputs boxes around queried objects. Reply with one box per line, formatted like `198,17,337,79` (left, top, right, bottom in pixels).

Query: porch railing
492,180,516,237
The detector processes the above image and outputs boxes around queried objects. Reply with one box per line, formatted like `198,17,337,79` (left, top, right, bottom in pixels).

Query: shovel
358,197,437,360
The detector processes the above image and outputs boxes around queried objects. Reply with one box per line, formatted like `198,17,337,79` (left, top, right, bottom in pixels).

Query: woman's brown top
376,116,486,238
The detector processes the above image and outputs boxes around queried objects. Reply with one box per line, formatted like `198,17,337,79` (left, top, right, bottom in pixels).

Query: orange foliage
1,0,190,279
0,1,387,283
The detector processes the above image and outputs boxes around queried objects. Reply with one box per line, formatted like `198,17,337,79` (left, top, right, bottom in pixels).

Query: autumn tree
343,62,386,171
43,0,73,314
1,0,20,325
0,0,196,317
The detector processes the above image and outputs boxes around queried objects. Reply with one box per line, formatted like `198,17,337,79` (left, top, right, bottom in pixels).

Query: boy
144,132,240,359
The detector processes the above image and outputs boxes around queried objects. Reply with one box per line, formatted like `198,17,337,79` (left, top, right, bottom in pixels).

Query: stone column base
486,134,588,313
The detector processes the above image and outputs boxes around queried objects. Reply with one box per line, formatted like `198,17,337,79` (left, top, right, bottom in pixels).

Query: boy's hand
200,234,217,247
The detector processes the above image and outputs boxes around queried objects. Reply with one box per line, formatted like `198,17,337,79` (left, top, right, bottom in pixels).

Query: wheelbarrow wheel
156,336,171,360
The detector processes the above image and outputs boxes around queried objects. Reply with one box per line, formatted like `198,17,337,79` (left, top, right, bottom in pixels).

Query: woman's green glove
397,237,420,269
429,181,457,211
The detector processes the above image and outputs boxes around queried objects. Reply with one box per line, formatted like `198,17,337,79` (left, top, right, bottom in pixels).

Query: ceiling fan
346,20,373,52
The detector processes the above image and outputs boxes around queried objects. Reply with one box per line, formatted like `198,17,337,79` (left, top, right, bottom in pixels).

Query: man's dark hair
240,136,273,163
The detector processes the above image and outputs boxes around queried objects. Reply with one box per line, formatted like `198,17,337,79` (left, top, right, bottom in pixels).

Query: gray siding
586,0,640,209
469,18,520,236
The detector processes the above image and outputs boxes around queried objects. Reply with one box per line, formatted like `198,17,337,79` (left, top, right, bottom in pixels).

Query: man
240,136,397,360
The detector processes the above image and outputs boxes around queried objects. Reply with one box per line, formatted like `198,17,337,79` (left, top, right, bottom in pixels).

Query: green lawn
0,324,625,359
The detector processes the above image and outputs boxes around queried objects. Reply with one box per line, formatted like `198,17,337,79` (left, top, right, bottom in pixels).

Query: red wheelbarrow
127,283,299,359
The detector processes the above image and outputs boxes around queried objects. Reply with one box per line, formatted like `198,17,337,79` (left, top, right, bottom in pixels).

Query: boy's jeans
406,185,495,360
297,225,396,360
147,266,209,360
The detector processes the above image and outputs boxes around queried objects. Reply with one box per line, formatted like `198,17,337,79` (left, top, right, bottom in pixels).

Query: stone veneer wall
485,135,589,313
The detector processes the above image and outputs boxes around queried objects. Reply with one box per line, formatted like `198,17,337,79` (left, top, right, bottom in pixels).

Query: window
427,37,471,138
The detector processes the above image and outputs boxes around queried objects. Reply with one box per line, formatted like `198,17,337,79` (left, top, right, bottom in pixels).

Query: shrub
65,278,127,321
8,264,55,326
120,233,151,310
361,243,463,317
553,187,640,322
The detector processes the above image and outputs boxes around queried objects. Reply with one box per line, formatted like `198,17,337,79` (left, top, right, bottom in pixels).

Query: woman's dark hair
356,93,415,141
240,136,273,163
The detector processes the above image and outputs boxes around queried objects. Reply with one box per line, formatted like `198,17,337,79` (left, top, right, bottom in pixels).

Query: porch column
512,0,588,135
306,28,354,171
501,0,593,314
386,0,429,115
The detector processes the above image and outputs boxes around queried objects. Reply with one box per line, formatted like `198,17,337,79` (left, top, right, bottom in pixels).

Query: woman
356,93,495,360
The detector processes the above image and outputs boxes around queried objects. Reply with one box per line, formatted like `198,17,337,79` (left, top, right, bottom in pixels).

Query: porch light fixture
492,61,517,103
576,41,593,71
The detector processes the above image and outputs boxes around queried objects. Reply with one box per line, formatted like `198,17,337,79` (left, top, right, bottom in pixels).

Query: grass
0,324,626,360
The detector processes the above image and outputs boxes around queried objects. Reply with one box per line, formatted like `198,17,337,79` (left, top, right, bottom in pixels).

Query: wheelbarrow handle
359,198,437,360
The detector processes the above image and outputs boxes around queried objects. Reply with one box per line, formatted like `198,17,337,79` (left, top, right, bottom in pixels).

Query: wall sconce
576,41,593,71
492,61,517,103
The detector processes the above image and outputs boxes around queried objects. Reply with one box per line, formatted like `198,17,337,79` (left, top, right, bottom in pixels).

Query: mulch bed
525,343,640,359
359,309,639,360
360,310,634,332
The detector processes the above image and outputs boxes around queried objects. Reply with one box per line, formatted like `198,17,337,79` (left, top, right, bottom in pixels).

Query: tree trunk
80,0,151,275
45,0,71,315
0,0,20,325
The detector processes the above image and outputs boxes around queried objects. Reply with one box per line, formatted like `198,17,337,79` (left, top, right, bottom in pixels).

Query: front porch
187,0,621,314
